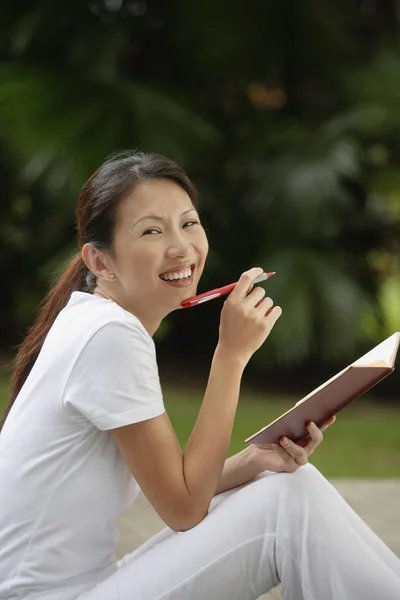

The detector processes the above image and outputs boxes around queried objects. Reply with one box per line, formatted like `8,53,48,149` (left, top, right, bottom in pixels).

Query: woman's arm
112,349,246,532
112,268,281,532
181,348,245,506
215,447,260,494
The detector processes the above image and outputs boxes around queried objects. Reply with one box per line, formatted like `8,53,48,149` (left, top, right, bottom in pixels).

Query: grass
1,375,400,478
0,378,9,412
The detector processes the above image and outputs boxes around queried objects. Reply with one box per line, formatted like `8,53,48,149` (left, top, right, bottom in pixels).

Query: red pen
181,272,276,308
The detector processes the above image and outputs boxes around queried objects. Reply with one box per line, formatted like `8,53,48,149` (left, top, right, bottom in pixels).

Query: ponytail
1,253,88,430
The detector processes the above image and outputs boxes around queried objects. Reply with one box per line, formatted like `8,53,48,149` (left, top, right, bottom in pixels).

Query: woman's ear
81,244,113,280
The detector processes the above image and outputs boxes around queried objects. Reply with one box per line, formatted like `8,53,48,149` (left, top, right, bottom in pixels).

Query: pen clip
185,292,220,306
194,293,221,304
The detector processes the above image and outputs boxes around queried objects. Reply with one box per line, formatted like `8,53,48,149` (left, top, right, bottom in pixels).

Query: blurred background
1,0,399,476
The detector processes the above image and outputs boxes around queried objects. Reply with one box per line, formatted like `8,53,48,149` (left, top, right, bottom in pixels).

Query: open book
245,332,400,446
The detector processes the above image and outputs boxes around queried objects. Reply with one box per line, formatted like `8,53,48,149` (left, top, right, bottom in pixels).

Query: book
245,332,400,446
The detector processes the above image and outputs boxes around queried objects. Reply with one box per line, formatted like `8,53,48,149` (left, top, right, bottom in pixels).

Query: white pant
78,464,400,600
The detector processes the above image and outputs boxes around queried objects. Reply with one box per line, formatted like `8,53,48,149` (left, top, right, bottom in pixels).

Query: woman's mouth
159,264,195,288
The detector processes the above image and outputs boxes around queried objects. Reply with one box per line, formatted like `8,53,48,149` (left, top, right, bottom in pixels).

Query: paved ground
116,479,400,600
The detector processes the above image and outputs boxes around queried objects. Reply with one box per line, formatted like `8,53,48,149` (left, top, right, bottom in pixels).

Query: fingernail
281,437,289,445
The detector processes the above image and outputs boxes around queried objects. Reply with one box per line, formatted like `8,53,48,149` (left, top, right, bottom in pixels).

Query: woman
0,152,399,600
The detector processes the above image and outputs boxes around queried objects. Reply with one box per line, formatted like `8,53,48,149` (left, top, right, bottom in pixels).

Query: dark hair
1,151,197,429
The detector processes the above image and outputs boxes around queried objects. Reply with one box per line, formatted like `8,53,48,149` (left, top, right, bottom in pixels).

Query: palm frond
348,51,400,133
378,275,400,334
246,128,360,237
251,248,373,366
0,63,220,201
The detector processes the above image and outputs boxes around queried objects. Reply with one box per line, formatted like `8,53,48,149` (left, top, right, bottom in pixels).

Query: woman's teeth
160,268,192,281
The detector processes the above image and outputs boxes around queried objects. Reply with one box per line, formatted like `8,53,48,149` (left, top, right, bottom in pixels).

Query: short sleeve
62,319,165,430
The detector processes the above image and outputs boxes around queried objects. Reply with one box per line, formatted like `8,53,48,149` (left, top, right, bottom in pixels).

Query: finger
299,417,335,446
244,285,266,307
264,304,282,325
255,443,300,473
279,436,308,466
256,295,273,313
271,443,301,473
229,267,264,301
302,421,323,453
320,415,336,432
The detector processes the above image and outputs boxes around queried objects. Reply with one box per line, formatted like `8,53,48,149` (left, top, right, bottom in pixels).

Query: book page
352,332,400,368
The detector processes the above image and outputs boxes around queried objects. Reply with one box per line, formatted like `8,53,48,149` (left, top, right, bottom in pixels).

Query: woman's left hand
248,416,336,474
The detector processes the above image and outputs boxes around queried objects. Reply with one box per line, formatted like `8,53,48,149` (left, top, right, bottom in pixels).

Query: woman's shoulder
64,291,150,341
43,292,154,368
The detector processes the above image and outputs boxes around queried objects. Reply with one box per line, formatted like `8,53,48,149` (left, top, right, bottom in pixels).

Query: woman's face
108,178,209,328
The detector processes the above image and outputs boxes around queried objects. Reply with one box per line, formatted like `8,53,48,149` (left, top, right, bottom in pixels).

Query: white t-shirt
0,292,165,600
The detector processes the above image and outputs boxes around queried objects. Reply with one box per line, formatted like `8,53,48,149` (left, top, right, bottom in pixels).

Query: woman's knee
280,463,331,497
214,463,330,522
291,462,323,481
255,462,322,487
253,463,331,510
291,462,333,492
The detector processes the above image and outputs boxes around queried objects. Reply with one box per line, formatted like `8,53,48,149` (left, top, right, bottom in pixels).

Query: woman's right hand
217,267,282,366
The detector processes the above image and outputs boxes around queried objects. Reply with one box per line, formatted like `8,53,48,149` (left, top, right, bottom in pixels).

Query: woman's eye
142,221,199,235
143,228,161,235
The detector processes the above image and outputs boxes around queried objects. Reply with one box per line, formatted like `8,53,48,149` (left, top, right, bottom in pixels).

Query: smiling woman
0,151,400,600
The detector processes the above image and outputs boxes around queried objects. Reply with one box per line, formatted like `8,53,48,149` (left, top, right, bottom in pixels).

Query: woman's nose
165,232,191,258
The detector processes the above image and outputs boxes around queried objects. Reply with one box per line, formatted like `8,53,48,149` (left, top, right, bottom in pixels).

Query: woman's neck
92,285,160,337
